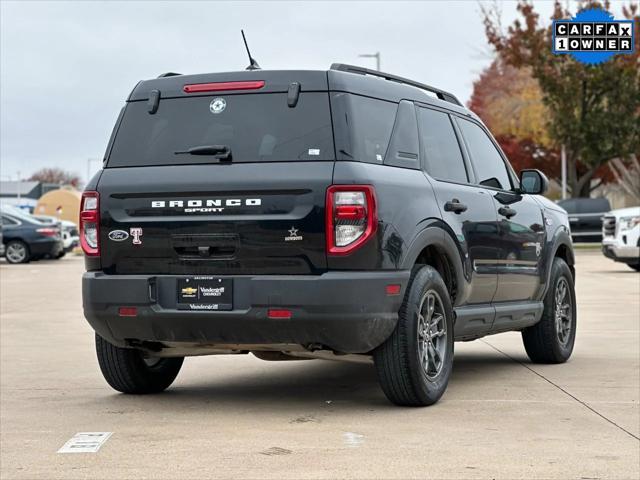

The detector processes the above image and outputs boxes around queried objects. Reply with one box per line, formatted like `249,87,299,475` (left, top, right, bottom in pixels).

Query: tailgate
98,162,333,275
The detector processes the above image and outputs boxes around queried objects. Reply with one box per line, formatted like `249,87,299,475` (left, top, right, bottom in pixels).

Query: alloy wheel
555,277,572,346
417,289,448,380
6,243,27,263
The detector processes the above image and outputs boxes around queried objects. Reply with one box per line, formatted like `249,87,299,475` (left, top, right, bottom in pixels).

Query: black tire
373,265,454,406
628,264,640,272
4,240,30,264
522,257,576,363
95,334,184,394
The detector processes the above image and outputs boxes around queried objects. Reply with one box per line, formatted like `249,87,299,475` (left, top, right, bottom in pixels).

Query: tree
469,59,550,146
482,0,639,197
468,58,560,179
609,154,640,202
28,168,81,187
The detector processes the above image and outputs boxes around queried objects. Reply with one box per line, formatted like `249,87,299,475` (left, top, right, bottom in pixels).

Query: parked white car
602,206,640,272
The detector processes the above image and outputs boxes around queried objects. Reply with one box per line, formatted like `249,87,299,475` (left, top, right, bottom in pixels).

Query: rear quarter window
331,93,397,164
107,92,335,167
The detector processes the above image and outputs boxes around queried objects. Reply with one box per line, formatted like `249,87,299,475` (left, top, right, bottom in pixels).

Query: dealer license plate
177,277,232,311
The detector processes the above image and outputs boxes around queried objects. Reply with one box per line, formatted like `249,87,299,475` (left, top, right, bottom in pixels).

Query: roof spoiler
330,63,462,107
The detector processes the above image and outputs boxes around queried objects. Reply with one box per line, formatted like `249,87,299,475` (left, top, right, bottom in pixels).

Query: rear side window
1,215,19,226
457,118,512,190
107,93,335,167
417,107,468,183
331,93,397,164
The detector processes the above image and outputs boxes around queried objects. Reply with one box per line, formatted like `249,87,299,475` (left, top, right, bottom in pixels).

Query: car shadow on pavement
94,352,523,411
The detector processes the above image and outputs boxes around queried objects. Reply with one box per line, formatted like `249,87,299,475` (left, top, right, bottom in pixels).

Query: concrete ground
0,251,638,479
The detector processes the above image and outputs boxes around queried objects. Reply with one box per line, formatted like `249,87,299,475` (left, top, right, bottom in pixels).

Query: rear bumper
30,238,63,257
82,270,410,354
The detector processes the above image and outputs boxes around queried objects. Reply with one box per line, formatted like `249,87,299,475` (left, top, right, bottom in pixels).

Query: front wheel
522,257,576,363
95,334,184,394
628,263,640,272
374,265,454,406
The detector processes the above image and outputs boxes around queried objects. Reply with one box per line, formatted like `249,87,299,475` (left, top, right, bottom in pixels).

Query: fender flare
541,227,575,297
400,225,468,306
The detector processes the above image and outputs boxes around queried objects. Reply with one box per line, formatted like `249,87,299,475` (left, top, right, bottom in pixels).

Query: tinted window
107,93,335,167
458,118,512,190
558,198,610,214
1,215,19,226
418,107,467,183
331,93,397,164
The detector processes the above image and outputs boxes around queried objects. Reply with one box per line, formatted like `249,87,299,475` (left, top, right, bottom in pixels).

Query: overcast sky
0,0,563,183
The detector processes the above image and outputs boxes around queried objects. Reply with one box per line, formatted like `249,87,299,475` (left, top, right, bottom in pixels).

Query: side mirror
519,169,549,195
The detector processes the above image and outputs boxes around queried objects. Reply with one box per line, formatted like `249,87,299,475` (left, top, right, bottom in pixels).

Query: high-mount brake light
80,191,100,256
183,80,265,93
326,185,377,256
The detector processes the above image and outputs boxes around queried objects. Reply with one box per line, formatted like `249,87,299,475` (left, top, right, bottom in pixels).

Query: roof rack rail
330,63,462,107
157,72,182,78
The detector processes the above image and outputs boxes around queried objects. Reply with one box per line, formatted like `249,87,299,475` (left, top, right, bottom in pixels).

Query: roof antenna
241,30,261,71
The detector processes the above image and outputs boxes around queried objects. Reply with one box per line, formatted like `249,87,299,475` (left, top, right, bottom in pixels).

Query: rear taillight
183,80,265,93
36,228,58,237
80,191,99,256
326,185,377,255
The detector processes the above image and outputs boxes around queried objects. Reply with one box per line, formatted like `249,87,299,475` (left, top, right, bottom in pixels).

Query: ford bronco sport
82,64,576,406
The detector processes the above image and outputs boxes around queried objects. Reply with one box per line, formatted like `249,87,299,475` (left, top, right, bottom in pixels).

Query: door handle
444,199,468,214
498,206,517,219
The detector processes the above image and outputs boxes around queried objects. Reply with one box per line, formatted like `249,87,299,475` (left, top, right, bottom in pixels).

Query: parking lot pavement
0,252,638,480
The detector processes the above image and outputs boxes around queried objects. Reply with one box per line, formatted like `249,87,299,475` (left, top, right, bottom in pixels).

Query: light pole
561,145,567,199
358,52,381,71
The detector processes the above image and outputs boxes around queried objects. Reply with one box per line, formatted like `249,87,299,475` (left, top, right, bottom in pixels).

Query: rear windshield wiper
174,145,232,160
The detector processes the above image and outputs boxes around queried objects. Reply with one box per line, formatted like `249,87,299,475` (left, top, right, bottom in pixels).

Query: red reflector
335,205,366,220
268,309,292,319
183,80,265,93
118,307,138,317
386,284,401,296
80,210,98,222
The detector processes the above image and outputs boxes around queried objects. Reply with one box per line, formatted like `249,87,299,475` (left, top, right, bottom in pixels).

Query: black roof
129,64,474,118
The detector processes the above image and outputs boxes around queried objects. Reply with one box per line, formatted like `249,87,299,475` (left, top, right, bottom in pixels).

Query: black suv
82,64,576,406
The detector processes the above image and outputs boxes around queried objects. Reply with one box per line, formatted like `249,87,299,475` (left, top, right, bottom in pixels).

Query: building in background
34,188,81,224
0,181,60,211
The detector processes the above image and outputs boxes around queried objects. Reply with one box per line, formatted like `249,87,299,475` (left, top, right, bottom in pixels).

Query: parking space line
481,339,639,442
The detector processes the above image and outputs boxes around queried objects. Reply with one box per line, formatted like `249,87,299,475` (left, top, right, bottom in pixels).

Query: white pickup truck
602,206,640,271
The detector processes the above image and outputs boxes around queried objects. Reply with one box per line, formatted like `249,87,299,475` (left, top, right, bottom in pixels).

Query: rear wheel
5,240,30,264
95,334,183,394
522,257,576,363
628,264,640,272
374,265,454,406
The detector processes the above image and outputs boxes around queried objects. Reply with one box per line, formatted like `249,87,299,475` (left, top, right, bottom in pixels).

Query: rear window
107,92,335,167
558,198,610,214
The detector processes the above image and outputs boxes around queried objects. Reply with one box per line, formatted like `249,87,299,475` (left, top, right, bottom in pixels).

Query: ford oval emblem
108,230,129,242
